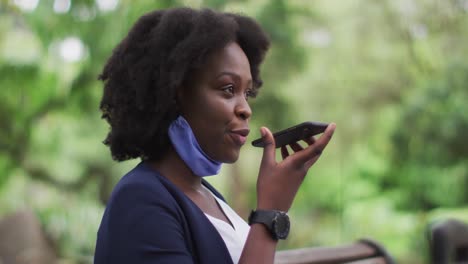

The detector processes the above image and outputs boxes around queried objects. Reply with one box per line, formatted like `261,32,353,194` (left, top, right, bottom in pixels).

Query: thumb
260,127,276,167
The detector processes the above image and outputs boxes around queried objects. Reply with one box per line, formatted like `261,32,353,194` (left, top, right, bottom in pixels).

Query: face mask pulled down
168,116,222,177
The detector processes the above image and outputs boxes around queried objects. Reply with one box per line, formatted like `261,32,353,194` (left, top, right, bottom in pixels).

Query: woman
94,7,336,264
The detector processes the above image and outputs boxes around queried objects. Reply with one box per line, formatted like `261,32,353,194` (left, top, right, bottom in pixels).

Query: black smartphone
251,121,329,148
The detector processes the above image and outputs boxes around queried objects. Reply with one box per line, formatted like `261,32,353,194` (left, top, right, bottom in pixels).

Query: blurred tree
1,0,468,262
387,62,468,210
0,0,181,201
0,0,312,260
252,0,308,130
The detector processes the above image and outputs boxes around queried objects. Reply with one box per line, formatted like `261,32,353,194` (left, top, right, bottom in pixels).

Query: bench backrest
429,218,468,264
275,238,395,264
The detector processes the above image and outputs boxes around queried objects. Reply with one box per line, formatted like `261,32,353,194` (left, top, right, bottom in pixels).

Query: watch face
273,212,290,239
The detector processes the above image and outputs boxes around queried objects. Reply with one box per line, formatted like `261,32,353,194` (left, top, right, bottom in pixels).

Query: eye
245,88,255,99
222,84,234,95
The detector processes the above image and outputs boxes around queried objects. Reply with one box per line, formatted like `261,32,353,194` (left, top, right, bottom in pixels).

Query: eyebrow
216,71,253,85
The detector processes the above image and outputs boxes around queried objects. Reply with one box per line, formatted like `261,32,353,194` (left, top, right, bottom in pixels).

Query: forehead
198,42,252,81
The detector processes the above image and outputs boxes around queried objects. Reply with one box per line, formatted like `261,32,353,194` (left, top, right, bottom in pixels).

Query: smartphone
251,121,329,148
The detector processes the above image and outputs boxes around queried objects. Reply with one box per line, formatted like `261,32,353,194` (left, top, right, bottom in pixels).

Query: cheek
194,100,236,156
185,99,226,139
197,98,233,123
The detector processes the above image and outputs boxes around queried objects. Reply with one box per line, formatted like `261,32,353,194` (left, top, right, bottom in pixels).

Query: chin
220,151,240,164
223,158,238,164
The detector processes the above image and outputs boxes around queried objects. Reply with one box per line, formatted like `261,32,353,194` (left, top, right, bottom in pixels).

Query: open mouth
229,129,249,146
229,133,247,145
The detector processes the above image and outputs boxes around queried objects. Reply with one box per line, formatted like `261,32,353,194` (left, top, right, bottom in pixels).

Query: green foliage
1,0,468,263
393,62,468,166
249,0,308,131
385,62,468,210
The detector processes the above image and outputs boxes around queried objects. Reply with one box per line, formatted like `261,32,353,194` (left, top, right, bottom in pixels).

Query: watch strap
248,209,290,240
248,209,278,230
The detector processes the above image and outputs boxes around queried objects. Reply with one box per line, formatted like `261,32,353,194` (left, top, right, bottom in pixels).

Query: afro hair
99,7,270,161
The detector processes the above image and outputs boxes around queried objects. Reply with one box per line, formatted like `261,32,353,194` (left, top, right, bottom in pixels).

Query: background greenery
1,0,467,263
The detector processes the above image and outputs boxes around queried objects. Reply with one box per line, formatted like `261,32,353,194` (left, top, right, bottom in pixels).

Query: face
178,42,254,163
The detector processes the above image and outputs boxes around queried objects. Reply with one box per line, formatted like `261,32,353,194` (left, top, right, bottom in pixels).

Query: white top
204,193,250,264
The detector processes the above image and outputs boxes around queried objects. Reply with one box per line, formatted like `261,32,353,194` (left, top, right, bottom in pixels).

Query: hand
256,123,336,212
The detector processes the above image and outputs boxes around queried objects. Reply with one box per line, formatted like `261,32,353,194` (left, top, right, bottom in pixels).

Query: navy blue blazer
94,162,234,264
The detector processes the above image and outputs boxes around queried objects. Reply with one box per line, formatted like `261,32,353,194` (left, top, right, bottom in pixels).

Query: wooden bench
275,239,395,264
429,218,468,264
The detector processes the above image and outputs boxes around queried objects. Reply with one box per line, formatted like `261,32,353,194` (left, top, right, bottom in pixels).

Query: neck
147,146,204,193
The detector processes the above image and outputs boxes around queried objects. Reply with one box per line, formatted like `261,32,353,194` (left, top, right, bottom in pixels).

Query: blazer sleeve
97,180,194,264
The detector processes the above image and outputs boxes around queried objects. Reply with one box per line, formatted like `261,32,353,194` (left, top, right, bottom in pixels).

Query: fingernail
260,127,266,137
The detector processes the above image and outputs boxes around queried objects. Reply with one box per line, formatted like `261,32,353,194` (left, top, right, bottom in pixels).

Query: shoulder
106,163,178,214
95,163,197,263
99,162,189,245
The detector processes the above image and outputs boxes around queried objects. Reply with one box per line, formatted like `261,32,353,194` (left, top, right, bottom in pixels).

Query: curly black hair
99,7,270,162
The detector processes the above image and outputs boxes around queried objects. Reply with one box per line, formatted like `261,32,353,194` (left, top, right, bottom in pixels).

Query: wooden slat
275,242,378,264
345,257,387,264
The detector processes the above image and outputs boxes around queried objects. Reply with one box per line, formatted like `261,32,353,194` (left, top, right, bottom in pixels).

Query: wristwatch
248,209,290,240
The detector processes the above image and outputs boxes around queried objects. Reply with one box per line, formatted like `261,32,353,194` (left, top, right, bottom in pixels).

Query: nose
235,96,252,121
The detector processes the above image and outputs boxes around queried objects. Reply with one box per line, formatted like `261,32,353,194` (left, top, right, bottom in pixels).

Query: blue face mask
168,116,222,177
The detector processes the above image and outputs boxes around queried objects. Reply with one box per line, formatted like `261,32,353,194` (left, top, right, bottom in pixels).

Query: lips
230,128,250,146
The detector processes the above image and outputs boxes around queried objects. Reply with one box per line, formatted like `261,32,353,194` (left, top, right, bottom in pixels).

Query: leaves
1,0,468,262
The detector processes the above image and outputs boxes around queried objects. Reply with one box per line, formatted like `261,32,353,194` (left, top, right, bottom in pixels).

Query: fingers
304,155,321,169
282,143,303,160
303,136,316,146
260,127,276,167
295,123,336,165
289,142,303,152
281,146,289,159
